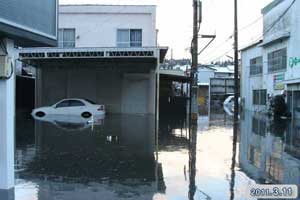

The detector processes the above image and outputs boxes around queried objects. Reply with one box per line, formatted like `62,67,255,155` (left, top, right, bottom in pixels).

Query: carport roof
159,69,190,83
19,46,168,65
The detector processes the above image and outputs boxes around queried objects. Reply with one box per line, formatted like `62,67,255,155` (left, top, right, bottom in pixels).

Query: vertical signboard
273,73,285,90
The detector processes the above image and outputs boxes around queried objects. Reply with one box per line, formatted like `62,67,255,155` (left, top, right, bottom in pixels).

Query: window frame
268,48,287,73
253,89,267,106
117,29,142,47
58,28,76,48
55,100,71,108
249,56,263,76
69,100,85,107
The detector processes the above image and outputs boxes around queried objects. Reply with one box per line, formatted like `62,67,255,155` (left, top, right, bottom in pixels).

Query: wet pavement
9,111,300,199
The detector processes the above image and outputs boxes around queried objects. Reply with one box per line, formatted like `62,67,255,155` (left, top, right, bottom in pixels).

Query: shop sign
289,57,300,68
273,73,285,90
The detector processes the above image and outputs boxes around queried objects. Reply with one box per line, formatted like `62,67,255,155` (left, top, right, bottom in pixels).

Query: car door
68,100,86,115
54,100,71,116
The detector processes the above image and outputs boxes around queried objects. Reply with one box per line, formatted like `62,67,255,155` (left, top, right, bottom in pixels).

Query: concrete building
197,65,234,112
0,0,58,195
197,65,234,86
241,0,300,117
58,5,157,48
20,5,167,115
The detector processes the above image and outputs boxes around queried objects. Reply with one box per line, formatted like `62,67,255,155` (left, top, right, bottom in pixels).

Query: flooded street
13,112,300,200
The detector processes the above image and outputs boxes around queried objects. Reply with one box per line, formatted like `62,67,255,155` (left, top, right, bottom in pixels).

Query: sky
59,0,273,63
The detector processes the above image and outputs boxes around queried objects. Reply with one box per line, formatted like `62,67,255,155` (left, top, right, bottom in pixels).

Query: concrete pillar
35,67,43,107
0,39,15,190
156,51,160,121
148,70,156,114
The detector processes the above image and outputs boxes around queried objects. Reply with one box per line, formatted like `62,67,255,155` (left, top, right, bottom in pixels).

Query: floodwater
5,111,300,199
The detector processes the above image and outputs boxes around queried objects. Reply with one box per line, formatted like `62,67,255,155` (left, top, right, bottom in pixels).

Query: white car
32,98,105,118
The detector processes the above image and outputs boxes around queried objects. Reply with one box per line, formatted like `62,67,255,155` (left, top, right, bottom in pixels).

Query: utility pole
188,1,201,199
191,0,200,121
233,0,239,125
231,0,239,199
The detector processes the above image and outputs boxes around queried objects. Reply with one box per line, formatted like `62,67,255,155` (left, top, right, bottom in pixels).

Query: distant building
198,65,234,84
197,65,235,111
160,59,191,70
241,0,300,117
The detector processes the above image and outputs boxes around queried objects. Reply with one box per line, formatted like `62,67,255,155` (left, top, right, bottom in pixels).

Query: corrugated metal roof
210,66,234,74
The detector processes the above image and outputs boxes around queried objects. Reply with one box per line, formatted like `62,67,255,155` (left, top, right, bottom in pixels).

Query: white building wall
262,0,300,91
0,39,15,190
286,0,300,83
197,68,215,84
59,5,157,47
263,0,293,43
241,45,264,111
241,0,300,112
262,40,289,96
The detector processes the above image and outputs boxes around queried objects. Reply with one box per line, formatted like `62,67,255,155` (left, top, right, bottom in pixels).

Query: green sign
289,57,300,68
273,73,285,90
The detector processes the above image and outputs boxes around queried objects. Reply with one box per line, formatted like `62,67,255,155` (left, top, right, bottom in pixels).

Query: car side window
69,100,85,107
56,100,70,108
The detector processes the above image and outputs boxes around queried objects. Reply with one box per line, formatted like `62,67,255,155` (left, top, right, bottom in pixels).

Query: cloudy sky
60,0,273,63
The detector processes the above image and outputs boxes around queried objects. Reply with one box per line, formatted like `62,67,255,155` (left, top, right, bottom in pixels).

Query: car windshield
84,99,96,104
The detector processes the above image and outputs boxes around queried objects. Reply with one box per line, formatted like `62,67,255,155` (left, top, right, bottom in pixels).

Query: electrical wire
199,16,263,60
263,0,296,37
202,0,295,64
239,0,296,50
203,48,233,64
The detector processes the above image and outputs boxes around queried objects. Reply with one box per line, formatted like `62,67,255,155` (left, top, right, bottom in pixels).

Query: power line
199,16,262,60
239,16,262,32
202,0,296,63
263,0,296,37
239,0,296,49
202,47,233,63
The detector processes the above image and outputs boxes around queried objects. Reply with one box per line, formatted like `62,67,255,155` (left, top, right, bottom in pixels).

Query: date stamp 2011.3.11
246,184,298,199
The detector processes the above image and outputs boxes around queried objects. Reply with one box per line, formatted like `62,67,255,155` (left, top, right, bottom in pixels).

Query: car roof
58,98,88,103
60,98,84,101
56,98,101,105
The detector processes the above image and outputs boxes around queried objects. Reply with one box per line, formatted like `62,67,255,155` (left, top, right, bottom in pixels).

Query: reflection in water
14,111,300,200
188,122,197,200
229,112,239,200
16,114,161,200
32,114,105,132
239,111,300,187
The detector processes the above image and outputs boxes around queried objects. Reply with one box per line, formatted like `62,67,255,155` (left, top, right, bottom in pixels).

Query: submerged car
223,95,241,116
32,114,105,131
32,98,105,118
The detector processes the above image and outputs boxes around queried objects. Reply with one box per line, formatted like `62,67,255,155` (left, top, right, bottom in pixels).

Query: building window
253,89,267,105
117,29,142,47
268,48,287,73
250,56,263,75
252,117,266,136
58,28,75,48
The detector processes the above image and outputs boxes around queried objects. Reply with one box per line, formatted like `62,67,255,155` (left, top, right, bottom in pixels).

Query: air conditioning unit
0,55,11,79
